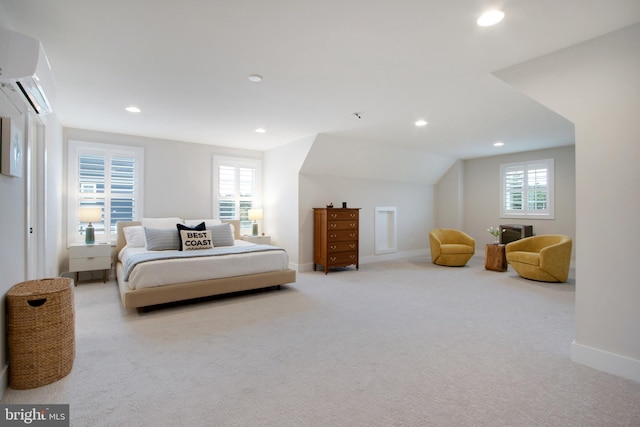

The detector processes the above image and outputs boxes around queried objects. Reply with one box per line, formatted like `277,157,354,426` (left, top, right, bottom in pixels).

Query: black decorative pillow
179,230,213,251
177,222,206,251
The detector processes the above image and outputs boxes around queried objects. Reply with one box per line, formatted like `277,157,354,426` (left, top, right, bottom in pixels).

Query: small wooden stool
7,278,75,389
485,244,508,272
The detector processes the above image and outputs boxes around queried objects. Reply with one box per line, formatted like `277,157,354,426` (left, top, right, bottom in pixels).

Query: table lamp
248,208,263,236
79,207,102,244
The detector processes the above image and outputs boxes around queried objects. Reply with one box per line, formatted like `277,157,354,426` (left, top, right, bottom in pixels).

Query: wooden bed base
115,221,296,309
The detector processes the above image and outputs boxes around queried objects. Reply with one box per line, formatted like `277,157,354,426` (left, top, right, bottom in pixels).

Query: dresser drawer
69,256,111,273
328,252,358,266
69,244,110,258
328,230,358,241
327,210,359,221
328,220,358,231
327,241,358,253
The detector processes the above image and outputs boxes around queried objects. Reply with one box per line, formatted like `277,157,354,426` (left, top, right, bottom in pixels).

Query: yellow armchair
429,228,475,267
505,234,572,282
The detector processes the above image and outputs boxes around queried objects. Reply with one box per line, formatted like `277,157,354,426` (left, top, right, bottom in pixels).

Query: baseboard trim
298,250,427,273
571,340,640,383
360,249,425,265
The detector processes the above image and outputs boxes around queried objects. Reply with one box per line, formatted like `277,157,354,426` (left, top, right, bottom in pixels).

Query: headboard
116,220,241,256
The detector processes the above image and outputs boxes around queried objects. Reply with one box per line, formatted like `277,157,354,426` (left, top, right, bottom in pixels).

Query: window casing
500,158,554,219
213,156,261,233
68,141,144,244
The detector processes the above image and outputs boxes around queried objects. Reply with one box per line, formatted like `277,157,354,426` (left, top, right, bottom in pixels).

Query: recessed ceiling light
477,10,505,26
415,120,428,127
493,141,504,147
248,74,263,82
125,106,141,113
255,128,266,133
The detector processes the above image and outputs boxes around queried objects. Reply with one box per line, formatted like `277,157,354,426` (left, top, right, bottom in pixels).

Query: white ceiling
2,0,639,159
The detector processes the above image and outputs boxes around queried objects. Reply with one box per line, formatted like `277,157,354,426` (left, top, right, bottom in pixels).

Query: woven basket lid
8,278,73,298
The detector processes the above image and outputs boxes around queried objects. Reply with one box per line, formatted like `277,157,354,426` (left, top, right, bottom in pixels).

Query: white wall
0,84,28,395
63,128,262,218
434,160,463,229
46,117,64,276
298,173,433,271
263,135,315,267
462,146,576,251
1,18,65,396
495,24,640,382
301,133,456,184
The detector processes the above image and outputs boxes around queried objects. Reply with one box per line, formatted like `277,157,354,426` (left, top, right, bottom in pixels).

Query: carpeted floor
2,255,640,426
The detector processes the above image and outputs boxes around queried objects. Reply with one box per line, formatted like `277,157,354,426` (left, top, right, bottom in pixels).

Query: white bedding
118,240,290,290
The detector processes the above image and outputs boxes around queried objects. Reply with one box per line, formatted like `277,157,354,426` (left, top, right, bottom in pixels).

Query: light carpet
2,255,640,426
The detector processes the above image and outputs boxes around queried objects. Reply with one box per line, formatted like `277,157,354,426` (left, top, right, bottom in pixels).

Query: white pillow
123,226,146,247
184,219,222,227
142,217,184,228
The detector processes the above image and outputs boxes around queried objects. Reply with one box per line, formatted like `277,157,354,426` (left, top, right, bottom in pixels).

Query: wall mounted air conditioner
0,28,55,115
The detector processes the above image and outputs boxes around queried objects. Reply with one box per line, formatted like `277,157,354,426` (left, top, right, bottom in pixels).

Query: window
500,158,554,219
213,156,261,233
68,141,144,243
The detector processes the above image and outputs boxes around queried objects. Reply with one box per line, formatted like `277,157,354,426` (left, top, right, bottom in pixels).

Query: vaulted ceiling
2,1,639,158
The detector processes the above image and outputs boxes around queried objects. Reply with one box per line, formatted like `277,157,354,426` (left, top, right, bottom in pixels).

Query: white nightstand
241,235,271,245
69,243,111,284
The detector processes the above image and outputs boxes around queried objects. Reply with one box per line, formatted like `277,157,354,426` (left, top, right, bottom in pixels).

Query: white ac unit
0,28,55,115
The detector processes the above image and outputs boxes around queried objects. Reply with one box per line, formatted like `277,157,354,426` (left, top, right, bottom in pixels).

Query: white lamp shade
248,209,263,221
79,207,102,223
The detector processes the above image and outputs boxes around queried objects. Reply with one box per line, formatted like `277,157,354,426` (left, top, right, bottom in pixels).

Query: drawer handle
349,244,355,249
330,257,336,262
349,233,356,238
330,233,337,238
330,224,337,228
330,213,337,218
330,246,337,250
350,223,356,227
349,255,355,259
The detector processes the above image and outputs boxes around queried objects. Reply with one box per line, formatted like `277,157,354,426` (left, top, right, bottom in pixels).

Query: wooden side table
485,244,507,272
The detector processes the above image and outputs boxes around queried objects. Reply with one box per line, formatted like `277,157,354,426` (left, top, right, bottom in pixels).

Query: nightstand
69,243,111,284
241,235,271,245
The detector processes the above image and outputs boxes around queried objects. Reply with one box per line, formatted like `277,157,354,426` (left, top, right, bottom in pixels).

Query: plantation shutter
217,163,257,226
504,166,524,211
72,142,142,243
501,159,554,218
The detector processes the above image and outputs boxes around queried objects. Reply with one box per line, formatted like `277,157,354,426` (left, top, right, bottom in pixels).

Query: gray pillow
144,227,180,251
208,223,234,247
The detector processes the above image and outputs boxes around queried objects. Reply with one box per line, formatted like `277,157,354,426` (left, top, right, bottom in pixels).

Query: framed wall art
1,117,24,178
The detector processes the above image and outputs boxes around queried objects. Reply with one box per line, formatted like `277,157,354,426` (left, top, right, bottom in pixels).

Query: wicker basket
7,278,75,389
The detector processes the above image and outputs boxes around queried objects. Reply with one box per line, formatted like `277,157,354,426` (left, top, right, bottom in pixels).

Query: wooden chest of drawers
313,208,360,274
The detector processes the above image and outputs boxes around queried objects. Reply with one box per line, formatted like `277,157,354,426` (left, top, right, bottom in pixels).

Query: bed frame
115,221,296,309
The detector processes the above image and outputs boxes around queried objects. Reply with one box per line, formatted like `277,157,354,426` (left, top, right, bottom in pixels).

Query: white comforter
118,240,289,290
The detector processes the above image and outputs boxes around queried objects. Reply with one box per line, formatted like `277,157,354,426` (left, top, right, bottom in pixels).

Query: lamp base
252,222,258,236
85,225,95,244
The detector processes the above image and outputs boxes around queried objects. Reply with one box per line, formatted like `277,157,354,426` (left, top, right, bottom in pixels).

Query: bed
115,219,296,309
